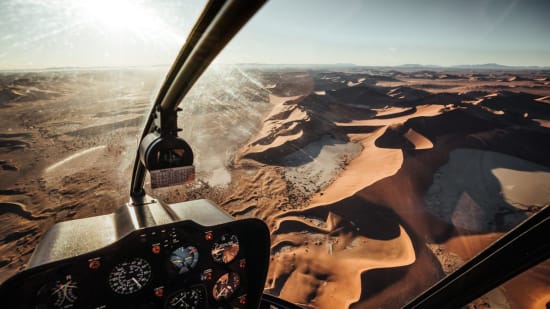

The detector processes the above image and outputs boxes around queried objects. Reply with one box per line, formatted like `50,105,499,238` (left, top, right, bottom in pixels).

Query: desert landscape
1,66,549,308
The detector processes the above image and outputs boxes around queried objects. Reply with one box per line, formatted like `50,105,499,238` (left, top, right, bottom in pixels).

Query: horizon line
1,62,550,72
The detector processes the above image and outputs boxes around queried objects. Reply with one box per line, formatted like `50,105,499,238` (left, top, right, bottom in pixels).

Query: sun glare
73,0,164,36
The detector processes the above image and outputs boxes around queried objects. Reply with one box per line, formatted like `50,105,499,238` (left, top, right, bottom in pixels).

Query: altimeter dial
108,258,152,295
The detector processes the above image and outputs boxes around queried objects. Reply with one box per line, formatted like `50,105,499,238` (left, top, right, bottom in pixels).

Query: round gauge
108,258,152,295
212,272,240,301
166,287,205,309
211,234,239,264
36,274,78,308
170,246,199,274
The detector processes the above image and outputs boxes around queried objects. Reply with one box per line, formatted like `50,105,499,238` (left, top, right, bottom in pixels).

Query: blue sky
1,0,549,69
218,0,550,66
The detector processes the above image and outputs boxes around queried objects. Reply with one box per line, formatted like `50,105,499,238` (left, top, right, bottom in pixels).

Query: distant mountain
233,63,549,71
396,64,442,69
449,63,549,70
394,63,549,70
234,63,358,69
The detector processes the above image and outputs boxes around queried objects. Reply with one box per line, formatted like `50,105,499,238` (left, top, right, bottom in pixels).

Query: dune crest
310,128,403,205
404,128,433,150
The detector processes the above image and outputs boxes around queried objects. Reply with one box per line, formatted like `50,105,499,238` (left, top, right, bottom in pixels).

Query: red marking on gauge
152,245,161,254
239,295,247,305
89,260,101,270
154,287,164,298
205,231,213,241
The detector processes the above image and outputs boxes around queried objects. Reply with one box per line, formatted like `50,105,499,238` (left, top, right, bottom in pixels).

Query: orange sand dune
504,260,550,309
312,105,443,205
374,106,416,118
404,128,433,150
269,203,417,308
445,233,501,260
244,95,306,156
236,73,550,308
247,70,550,309
309,128,403,205
535,95,550,103
273,226,415,308
335,104,443,127
260,103,454,307
261,89,549,307
533,118,550,128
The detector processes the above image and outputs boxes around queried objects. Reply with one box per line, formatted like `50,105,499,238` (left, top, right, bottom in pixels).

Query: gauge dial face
211,234,239,264
170,246,199,274
37,274,78,308
212,272,240,301
166,287,205,309
108,258,152,295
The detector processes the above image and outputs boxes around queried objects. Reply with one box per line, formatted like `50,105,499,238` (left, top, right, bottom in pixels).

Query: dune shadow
481,91,550,121
374,124,415,150
0,140,29,150
355,266,408,300
374,107,417,119
0,133,32,139
277,196,403,241
276,136,349,167
424,148,549,234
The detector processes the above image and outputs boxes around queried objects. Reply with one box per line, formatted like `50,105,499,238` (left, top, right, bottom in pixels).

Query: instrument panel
0,200,270,309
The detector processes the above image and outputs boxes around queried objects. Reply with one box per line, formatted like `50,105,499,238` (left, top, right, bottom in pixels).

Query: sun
74,0,161,35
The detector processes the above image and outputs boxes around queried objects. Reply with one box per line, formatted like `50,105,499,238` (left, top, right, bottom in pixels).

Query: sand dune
533,118,550,128
268,205,416,308
404,128,433,150
310,128,402,205
0,69,166,281
503,260,550,309
234,69,550,308
479,91,550,120
335,104,442,127
374,106,416,119
424,149,550,233
536,95,550,103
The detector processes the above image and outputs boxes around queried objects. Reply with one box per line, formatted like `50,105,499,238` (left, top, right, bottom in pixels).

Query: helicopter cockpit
0,199,272,308
0,1,290,308
0,0,549,308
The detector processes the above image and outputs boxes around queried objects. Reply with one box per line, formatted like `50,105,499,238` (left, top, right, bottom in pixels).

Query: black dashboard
0,199,270,309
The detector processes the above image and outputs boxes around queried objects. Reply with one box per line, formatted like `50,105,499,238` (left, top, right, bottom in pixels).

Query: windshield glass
1,0,550,308
0,0,206,281
169,1,550,308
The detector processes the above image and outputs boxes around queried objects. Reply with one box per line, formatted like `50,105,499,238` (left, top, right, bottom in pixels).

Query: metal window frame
404,205,549,308
130,0,266,198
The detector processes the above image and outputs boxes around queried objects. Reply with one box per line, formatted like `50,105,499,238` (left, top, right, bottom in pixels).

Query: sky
0,0,206,69
1,0,549,69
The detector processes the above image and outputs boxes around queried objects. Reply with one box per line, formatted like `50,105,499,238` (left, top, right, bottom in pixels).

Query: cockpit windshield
0,0,207,280
1,0,549,308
